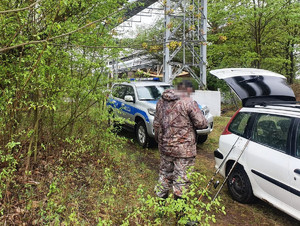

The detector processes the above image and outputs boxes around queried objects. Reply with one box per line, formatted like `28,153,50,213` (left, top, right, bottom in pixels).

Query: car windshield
136,85,172,100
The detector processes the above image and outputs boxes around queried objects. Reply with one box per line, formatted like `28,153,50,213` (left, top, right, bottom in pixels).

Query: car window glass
252,114,291,153
295,125,300,158
125,86,135,97
137,85,171,100
228,112,251,136
112,85,127,99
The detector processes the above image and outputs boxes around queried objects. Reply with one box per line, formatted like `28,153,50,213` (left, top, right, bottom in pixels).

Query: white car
211,68,300,221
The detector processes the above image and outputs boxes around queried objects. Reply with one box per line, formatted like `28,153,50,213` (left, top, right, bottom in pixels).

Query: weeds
122,170,226,226
0,141,20,209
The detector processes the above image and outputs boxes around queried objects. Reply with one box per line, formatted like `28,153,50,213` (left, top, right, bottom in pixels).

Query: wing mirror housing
124,95,134,103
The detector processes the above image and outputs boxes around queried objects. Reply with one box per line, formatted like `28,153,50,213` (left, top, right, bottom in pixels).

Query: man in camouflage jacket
153,81,208,199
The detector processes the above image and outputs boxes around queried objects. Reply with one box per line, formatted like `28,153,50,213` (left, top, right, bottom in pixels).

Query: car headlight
148,108,156,116
201,105,209,115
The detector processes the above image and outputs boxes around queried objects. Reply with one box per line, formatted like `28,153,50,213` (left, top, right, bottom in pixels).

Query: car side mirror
124,95,134,102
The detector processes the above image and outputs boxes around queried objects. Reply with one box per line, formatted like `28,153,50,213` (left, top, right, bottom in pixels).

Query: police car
106,78,214,148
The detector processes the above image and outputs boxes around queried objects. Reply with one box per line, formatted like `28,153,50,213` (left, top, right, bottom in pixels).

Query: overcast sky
115,2,163,38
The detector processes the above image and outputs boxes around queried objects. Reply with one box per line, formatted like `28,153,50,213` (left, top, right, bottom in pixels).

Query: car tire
197,134,208,144
227,165,256,204
136,121,149,148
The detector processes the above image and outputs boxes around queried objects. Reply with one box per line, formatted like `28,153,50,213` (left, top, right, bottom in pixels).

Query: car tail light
221,108,241,135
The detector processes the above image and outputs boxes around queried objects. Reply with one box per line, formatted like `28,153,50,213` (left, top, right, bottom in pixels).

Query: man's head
177,80,194,96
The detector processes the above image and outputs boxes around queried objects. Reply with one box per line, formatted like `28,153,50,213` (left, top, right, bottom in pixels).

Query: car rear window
228,112,251,137
251,114,292,153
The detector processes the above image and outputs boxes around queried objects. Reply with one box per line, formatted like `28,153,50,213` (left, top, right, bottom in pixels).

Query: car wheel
227,165,256,203
136,121,149,148
197,134,208,144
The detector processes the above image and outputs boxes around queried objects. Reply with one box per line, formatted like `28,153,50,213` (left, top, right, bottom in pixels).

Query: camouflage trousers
155,153,195,198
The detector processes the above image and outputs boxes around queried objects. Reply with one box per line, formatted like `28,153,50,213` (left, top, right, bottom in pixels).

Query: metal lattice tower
163,0,207,87
110,0,207,86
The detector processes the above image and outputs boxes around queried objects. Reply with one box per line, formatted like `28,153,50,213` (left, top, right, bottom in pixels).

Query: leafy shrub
122,169,226,225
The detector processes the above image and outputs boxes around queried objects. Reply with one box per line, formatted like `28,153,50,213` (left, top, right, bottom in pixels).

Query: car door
244,113,293,207
110,84,127,118
121,85,136,128
290,121,300,213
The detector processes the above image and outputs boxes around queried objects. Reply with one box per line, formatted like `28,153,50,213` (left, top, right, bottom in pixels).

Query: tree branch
50,43,142,49
0,0,42,14
0,6,126,53
21,1,61,91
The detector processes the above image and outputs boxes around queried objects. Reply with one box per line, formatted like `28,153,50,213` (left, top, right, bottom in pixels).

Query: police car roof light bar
129,77,160,81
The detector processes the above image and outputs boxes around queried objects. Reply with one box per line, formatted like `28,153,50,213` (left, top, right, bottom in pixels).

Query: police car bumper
147,116,156,138
196,122,213,135
196,113,213,135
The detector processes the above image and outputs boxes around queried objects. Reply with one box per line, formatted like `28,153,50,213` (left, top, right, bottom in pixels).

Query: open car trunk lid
210,68,296,107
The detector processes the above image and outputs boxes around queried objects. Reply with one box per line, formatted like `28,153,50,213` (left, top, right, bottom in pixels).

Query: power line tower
163,0,207,88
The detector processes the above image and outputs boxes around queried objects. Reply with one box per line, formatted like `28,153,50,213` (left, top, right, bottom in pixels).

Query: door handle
294,169,300,175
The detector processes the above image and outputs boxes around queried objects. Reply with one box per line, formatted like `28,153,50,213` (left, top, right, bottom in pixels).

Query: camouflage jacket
153,89,208,158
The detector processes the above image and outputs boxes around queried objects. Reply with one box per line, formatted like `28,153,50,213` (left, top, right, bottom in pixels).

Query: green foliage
125,0,299,87
207,0,300,82
40,180,67,224
0,0,127,162
122,170,226,225
30,123,129,225
0,0,134,223
0,142,19,201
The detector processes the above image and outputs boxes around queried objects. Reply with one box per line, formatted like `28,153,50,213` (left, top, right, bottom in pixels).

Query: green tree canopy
0,0,131,167
207,0,300,86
